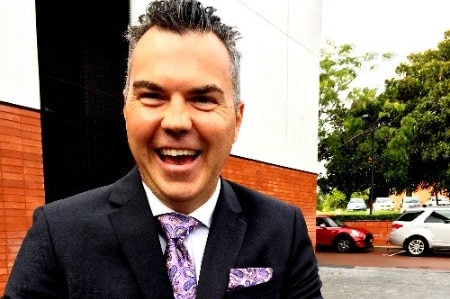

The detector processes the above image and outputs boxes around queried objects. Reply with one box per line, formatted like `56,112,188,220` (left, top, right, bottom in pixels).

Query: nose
161,95,192,133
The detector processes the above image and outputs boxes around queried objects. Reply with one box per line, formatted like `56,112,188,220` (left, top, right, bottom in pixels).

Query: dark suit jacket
4,167,322,298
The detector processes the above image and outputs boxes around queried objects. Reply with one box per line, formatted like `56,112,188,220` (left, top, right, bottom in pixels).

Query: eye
130,81,168,106
139,92,166,106
194,95,213,104
190,95,217,111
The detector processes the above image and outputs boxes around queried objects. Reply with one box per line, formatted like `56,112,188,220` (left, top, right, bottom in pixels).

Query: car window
331,217,345,227
424,211,450,223
316,218,326,226
438,210,450,219
396,211,424,221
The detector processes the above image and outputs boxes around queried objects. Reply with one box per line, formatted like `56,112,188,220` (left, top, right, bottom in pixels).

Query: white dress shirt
143,180,220,282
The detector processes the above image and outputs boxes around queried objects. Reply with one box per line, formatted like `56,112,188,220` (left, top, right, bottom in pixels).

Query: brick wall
344,220,395,247
0,103,45,293
222,156,318,245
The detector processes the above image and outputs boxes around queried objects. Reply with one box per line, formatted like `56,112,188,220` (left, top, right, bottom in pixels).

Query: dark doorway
35,1,134,203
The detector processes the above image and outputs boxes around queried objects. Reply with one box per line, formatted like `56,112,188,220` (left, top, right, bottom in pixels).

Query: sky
321,0,450,89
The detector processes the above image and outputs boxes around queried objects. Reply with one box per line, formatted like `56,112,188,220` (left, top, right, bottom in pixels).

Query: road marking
383,250,405,256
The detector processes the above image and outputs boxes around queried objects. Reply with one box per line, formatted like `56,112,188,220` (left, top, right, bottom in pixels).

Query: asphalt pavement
319,265,450,298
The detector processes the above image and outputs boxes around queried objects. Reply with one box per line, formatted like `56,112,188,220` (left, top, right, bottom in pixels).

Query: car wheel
405,236,429,257
334,236,354,253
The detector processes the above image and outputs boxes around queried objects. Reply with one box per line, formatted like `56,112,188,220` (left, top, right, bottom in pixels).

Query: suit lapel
108,168,174,299
197,180,247,299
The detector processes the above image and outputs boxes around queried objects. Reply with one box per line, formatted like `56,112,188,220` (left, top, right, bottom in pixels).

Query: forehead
131,26,231,70
129,26,233,92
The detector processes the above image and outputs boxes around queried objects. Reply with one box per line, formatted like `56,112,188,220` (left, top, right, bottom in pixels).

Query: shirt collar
143,180,220,229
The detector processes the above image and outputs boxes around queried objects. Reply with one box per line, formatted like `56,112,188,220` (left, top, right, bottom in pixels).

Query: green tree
318,40,393,200
380,30,450,194
319,188,347,212
319,30,450,202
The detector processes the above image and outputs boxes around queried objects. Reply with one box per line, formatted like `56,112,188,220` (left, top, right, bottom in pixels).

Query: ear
233,102,244,143
122,89,127,124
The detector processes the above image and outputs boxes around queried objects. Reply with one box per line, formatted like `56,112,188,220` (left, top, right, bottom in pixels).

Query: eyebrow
190,84,224,96
132,80,164,91
132,80,224,96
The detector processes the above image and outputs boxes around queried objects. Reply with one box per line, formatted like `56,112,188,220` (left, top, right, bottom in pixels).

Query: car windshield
350,199,363,203
404,198,418,203
376,198,389,203
322,217,344,227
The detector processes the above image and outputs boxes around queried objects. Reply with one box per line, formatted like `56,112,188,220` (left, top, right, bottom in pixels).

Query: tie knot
157,213,199,240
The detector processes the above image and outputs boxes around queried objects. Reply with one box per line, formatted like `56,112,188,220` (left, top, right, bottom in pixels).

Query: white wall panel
217,2,289,167
238,0,289,33
288,0,323,54
0,0,40,109
286,40,320,172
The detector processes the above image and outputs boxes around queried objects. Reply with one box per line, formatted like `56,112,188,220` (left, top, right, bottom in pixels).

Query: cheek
125,109,157,141
198,117,237,147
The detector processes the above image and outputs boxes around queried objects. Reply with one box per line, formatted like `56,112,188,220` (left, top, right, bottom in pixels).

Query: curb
373,245,403,252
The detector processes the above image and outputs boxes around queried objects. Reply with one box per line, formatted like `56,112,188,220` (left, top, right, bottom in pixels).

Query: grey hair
124,0,242,108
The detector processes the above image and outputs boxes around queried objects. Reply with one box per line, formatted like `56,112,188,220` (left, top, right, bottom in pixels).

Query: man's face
123,27,244,213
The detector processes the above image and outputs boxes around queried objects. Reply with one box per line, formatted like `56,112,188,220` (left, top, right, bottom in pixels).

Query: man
4,0,323,298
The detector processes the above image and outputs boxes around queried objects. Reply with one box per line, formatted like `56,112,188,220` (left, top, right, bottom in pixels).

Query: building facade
0,0,322,291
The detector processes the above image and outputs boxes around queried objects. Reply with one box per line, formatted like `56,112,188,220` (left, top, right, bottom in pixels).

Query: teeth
160,149,197,156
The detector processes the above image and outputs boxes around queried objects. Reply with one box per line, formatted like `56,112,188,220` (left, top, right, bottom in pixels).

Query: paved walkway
319,266,450,298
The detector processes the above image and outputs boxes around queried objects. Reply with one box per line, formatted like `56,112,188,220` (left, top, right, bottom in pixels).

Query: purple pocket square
228,267,273,290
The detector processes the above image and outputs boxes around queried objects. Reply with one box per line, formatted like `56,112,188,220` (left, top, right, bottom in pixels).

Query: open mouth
157,148,200,165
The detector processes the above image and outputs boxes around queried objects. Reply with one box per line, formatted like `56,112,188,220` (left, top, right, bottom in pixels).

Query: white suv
389,207,450,256
424,197,450,207
400,196,420,212
373,197,394,211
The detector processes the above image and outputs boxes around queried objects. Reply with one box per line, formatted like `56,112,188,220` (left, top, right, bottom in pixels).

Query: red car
316,215,374,253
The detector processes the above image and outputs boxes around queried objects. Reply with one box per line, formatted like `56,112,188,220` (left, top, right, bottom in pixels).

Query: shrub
333,213,400,221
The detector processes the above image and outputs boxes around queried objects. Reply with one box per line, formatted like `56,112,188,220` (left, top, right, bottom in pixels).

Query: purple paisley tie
158,213,199,299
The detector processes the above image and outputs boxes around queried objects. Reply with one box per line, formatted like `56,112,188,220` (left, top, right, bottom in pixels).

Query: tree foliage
318,188,346,212
381,30,450,193
318,40,393,200
318,31,450,200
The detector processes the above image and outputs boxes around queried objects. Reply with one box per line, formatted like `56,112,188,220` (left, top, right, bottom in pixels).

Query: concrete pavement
319,266,450,298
